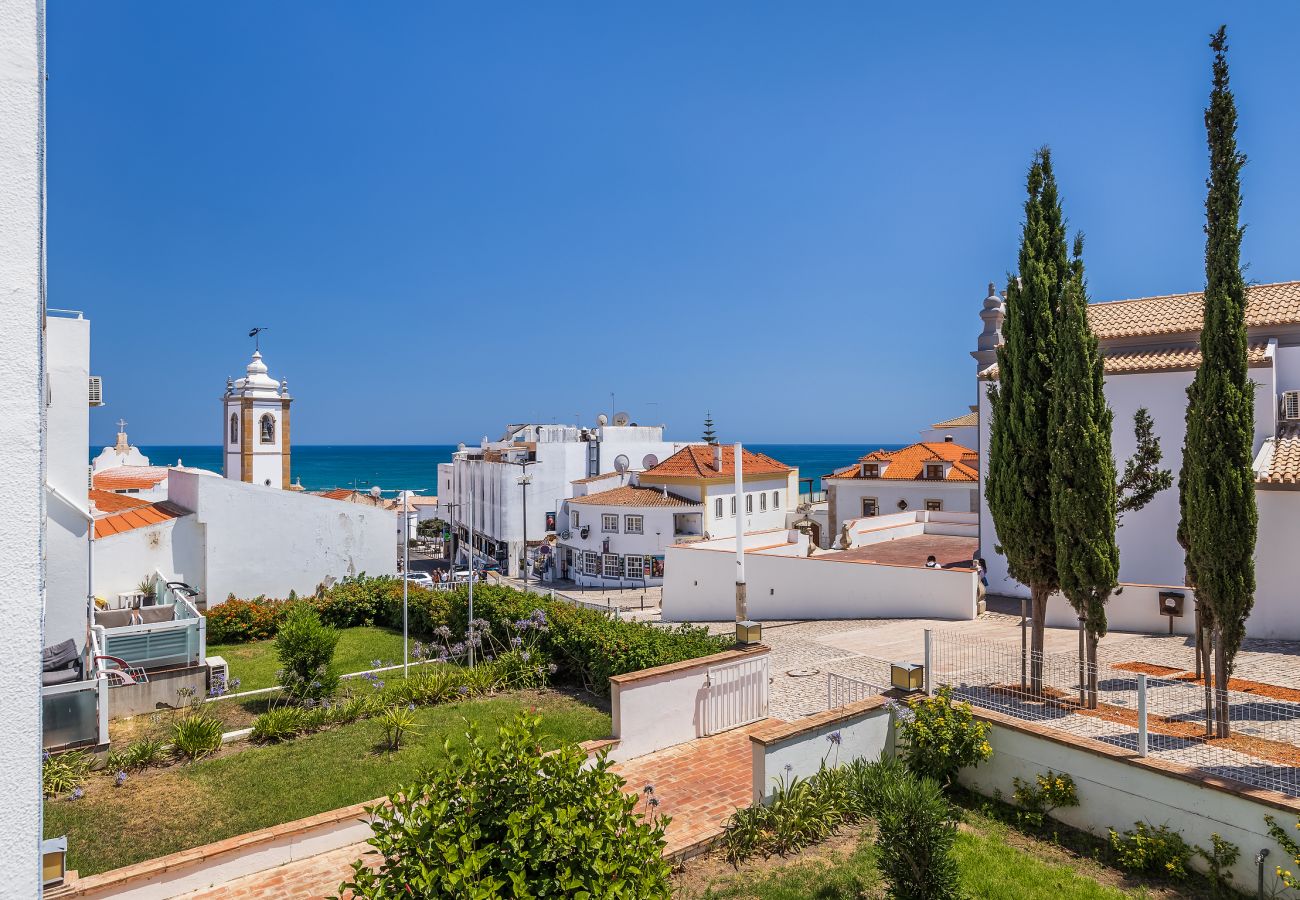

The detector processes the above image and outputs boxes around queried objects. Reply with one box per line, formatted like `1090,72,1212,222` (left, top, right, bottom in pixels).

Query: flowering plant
895,687,992,785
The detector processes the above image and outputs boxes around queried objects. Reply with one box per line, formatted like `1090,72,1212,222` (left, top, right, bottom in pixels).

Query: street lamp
371,485,424,677
509,459,537,588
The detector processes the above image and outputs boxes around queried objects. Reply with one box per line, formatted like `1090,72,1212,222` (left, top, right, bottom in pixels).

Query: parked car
403,572,434,588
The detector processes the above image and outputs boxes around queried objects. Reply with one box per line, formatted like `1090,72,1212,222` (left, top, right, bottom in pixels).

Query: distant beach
95,443,906,495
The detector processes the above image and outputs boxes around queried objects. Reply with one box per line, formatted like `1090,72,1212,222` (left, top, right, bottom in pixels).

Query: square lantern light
42,837,67,889
736,620,762,645
890,662,925,693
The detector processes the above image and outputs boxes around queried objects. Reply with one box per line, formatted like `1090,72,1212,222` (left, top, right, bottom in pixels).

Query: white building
919,411,978,447
222,350,293,489
437,420,686,576
824,439,979,549
976,280,1300,640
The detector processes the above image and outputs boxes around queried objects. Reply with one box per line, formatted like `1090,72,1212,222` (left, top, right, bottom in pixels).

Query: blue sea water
95,443,906,496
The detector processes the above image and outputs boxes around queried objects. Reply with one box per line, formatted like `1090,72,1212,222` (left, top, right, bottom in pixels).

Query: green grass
209,625,409,691
45,691,609,877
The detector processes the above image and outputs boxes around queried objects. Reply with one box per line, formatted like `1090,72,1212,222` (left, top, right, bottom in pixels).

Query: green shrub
171,713,224,760
1011,769,1079,827
338,713,672,899
1108,821,1193,880
873,772,961,900
206,595,294,643
275,604,341,700
1195,832,1241,897
896,688,992,785
250,706,310,743
316,574,403,629
125,737,168,769
1265,815,1300,891
377,704,419,751
42,749,95,798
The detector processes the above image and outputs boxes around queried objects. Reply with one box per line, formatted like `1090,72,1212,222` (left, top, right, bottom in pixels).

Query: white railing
827,672,890,709
704,655,770,735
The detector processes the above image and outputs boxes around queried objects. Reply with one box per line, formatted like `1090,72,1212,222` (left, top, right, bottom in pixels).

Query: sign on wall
649,555,665,578
545,511,557,532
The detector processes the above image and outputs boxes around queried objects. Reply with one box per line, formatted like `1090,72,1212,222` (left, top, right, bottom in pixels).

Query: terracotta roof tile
93,501,188,539
1087,281,1300,340
91,466,170,491
640,444,792,480
88,489,152,515
1258,424,1300,485
931,412,978,428
827,441,978,483
568,485,701,508
572,472,623,485
984,341,1272,379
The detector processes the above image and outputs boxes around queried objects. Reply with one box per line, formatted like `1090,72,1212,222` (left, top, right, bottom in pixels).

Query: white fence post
1137,673,1148,757
923,629,933,695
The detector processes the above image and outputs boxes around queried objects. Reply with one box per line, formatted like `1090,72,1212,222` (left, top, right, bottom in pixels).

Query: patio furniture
93,654,148,686
41,639,82,687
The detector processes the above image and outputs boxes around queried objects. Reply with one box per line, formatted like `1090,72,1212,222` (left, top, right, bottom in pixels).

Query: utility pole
734,442,747,622
511,458,537,587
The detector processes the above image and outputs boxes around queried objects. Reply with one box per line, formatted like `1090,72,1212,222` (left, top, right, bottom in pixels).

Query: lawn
46,690,610,877
209,625,409,691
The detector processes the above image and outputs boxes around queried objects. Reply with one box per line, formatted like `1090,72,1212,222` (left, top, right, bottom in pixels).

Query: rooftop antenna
248,327,269,351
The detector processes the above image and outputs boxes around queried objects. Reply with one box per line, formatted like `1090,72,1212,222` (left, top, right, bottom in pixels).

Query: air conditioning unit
206,656,230,692
88,376,104,407
1283,390,1300,421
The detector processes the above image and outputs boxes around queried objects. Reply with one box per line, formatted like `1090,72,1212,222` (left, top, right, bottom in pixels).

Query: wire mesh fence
929,629,1300,798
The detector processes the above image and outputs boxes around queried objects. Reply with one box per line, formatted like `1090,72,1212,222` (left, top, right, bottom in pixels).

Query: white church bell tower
223,349,292,488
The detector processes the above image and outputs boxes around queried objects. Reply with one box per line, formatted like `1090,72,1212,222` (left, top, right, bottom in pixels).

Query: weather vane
248,327,269,351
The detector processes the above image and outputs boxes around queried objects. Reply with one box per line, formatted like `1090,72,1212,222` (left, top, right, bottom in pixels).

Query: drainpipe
1256,847,1269,899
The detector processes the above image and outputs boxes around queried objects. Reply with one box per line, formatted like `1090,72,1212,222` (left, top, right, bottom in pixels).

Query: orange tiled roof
88,489,152,515
1087,281,1300,340
1258,424,1300,485
94,501,188,539
92,466,170,491
640,444,792,480
983,341,1271,379
827,441,978,483
568,485,700,508
931,412,978,428
318,488,354,501
572,472,623,485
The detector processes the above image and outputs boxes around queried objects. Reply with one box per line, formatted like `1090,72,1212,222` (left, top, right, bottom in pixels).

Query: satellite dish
613,411,630,427
642,453,659,469
596,414,608,426
369,486,382,499
614,454,631,474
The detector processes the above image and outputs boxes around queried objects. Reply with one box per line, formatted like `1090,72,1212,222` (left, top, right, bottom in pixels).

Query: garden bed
208,624,409,691
44,690,610,877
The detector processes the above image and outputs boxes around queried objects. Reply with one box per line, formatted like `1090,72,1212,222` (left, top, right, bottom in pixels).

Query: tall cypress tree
702,412,718,445
1179,26,1256,738
987,148,1068,694
1050,233,1119,709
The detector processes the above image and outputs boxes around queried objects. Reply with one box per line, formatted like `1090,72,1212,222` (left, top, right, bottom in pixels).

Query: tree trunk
1214,634,1231,739
1202,622,1215,738
1030,585,1049,697
1086,633,1100,710
1077,616,1087,708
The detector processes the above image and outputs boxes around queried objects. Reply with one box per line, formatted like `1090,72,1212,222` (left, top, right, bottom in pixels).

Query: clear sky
50,2,1300,447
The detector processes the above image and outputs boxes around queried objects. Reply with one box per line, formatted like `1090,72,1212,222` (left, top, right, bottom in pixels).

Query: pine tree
1050,233,1119,709
987,148,1068,694
702,412,717,445
1117,408,1174,522
1179,26,1256,738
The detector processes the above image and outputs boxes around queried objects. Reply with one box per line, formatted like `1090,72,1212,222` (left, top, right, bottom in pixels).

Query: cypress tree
1050,233,1119,709
987,148,1068,694
702,412,718,445
1179,26,1256,738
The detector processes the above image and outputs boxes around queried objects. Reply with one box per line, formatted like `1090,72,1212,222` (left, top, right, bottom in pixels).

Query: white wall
0,0,46,890
559,495,683,585
662,540,977,622
1045,582,1198,637
918,424,977,447
168,470,397,604
44,315,90,650
93,516,206,601
1250,489,1300,640
751,701,894,803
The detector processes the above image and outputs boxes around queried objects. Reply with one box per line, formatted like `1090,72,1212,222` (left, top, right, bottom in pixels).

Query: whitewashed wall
168,470,397,604
1250,489,1300,640
0,0,46,890
751,701,894,803
662,541,977,621
918,424,978,446
44,315,90,650
1045,583,1198,637
92,516,205,601
830,478,976,526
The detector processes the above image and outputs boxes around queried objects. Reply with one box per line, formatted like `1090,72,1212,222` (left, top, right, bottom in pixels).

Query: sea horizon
90,442,907,495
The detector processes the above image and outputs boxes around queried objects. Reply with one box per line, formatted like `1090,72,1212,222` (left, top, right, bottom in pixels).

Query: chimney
713,443,723,472
944,435,953,443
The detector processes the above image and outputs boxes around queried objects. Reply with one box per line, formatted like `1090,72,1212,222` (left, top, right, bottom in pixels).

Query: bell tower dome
222,350,293,488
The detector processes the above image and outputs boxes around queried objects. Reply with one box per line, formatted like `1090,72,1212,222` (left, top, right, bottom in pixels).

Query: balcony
42,631,109,751
92,582,206,670
673,512,704,541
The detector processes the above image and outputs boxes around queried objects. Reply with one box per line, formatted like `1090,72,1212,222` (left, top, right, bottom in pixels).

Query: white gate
703,655,769,735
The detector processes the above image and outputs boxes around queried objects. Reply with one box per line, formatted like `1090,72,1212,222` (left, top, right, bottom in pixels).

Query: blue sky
51,2,1300,446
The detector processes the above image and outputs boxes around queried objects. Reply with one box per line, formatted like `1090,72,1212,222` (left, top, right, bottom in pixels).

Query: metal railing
928,630,1300,798
827,672,890,709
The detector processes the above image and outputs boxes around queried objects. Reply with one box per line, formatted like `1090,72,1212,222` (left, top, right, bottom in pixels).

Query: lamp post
509,459,537,588
371,486,424,677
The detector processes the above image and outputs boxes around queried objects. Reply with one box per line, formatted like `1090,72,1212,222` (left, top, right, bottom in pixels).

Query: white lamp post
371,485,424,677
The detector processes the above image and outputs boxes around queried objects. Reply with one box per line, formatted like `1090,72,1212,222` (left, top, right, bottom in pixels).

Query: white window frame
583,552,599,576
571,511,580,529
773,490,780,509
715,497,723,518
746,494,753,514
862,497,878,517
925,498,943,512
602,553,621,578
730,496,736,516
625,514,643,534
759,493,767,512
625,554,645,579
602,513,619,533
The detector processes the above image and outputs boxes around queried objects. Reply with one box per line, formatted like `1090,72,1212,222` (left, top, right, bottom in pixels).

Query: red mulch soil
1171,673,1300,704
1112,661,1185,677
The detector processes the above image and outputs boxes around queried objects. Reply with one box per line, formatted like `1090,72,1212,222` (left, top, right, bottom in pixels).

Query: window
730,496,736,516
773,490,780,509
715,498,723,518
602,554,621,578
925,463,943,480
229,413,239,444
625,554,645,578
259,413,275,444
862,498,879,517
625,515,643,534
759,493,767,512
602,513,619,533
745,494,753,514
571,511,581,529
583,552,599,576
925,499,943,512
863,463,879,478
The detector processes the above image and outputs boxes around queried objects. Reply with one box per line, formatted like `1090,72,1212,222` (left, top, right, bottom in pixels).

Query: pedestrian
925,555,938,568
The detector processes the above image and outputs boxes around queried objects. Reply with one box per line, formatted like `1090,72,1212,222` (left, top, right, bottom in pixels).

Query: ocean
97,443,906,495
